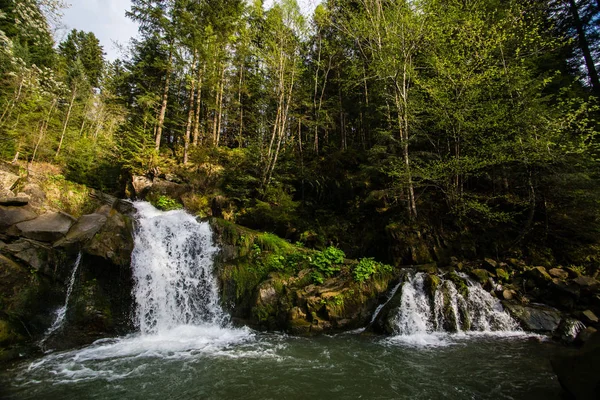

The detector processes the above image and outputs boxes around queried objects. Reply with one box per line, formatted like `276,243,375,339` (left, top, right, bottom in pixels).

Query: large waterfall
389,272,521,345
131,202,226,333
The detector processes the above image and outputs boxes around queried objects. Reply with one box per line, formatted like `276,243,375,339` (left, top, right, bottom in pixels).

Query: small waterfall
41,252,82,342
131,202,226,334
392,271,519,339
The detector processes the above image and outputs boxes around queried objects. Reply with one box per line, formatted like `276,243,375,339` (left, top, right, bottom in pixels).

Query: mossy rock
470,269,490,284
496,268,510,282
424,274,441,298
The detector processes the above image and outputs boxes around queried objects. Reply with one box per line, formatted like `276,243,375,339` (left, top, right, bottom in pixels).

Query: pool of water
0,327,570,400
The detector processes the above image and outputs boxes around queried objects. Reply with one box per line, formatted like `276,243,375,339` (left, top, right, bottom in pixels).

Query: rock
548,268,569,280
552,331,600,400
0,205,37,230
482,258,497,272
83,212,133,267
12,212,76,242
20,183,46,208
4,239,55,274
502,289,516,300
528,266,552,283
495,268,510,281
503,303,562,333
0,170,19,191
506,258,526,270
149,178,189,200
54,213,108,247
0,195,29,206
415,263,437,274
576,327,598,344
114,200,135,215
469,269,490,284
582,310,599,324
565,267,582,279
132,175,152,197
554,318,586,344
572,276,600,290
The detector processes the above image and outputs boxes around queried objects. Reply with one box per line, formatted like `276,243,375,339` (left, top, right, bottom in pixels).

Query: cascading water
390,271,521,345
131,202,226,333
40,251,82,344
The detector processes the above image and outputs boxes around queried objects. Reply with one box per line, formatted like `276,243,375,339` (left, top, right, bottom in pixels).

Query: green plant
310,246,345,280
154,195,182,211
352,258,393,283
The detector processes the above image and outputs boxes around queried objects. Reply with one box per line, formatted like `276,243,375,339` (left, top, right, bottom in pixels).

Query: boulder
83,212,133,267
20,183,46,208
582,310,599,324
576,327,598,344
503,303,562,333
548,268,569,280
0,170,19,191
572,276,600,291
0,195,29,206
502,289,516,300
495,268,510,281
554,318,585,344
54,213,108,247
12,212,76,242
131,175,152,197
149,178,189,200
469,269,490,284
0,205,37,230
552,331,600,400
3,239,55,274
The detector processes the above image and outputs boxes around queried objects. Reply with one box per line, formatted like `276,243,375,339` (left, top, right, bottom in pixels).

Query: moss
470,269,490,284
495,268,510,282
425,274,441,298
446,271,469,298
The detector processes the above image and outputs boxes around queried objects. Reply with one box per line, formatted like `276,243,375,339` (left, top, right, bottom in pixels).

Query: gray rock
84,212,133,267
0,195,29,206
13,212,76,242
554,318,585,344
503,302,562,333
572,276,600,290
0,205,37,230
4,239,53,274
20,183,46,208
132,175,152,197
0,170,19,191
528,266,552,283
54,213,107,247
576,327,598,344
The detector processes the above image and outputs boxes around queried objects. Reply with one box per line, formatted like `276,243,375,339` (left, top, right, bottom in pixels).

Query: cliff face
0,163,135,362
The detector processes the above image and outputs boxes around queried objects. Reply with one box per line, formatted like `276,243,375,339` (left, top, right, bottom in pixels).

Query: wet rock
554,318,585,344
548,268,569,280
582,310,598,324
552,331,600,400
149,178,189,201
495,268,509,281
576,327,597,344
54,213,108,247
506,258,526,270
83,212,133,267
0,170,19,191
3,239,55,274
11,212,76,242
0,195,29,206
0,205,37,230
503,303,562,333
114,200,135,215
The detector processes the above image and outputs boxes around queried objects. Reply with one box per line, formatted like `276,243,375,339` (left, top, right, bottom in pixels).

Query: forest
2,0,600,271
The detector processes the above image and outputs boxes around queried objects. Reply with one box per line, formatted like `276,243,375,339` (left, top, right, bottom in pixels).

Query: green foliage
352,258,393,283
152,195,181,211
310,246,345,280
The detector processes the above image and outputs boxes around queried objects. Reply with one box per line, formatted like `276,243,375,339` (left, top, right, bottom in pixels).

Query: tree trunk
155,45,173,152
56,86,77,158
184,52,198,164
215,67,226,146
569,0,600,93
193,62,205,147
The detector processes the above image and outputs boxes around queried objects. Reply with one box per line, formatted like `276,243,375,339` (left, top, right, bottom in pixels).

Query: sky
59,0,321,61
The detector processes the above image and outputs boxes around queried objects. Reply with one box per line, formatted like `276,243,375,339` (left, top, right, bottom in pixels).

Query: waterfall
131,202,226,334
41,252,82,342
392,271,519,339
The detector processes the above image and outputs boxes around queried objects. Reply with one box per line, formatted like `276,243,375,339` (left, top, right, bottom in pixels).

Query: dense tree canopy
1,0,600,268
